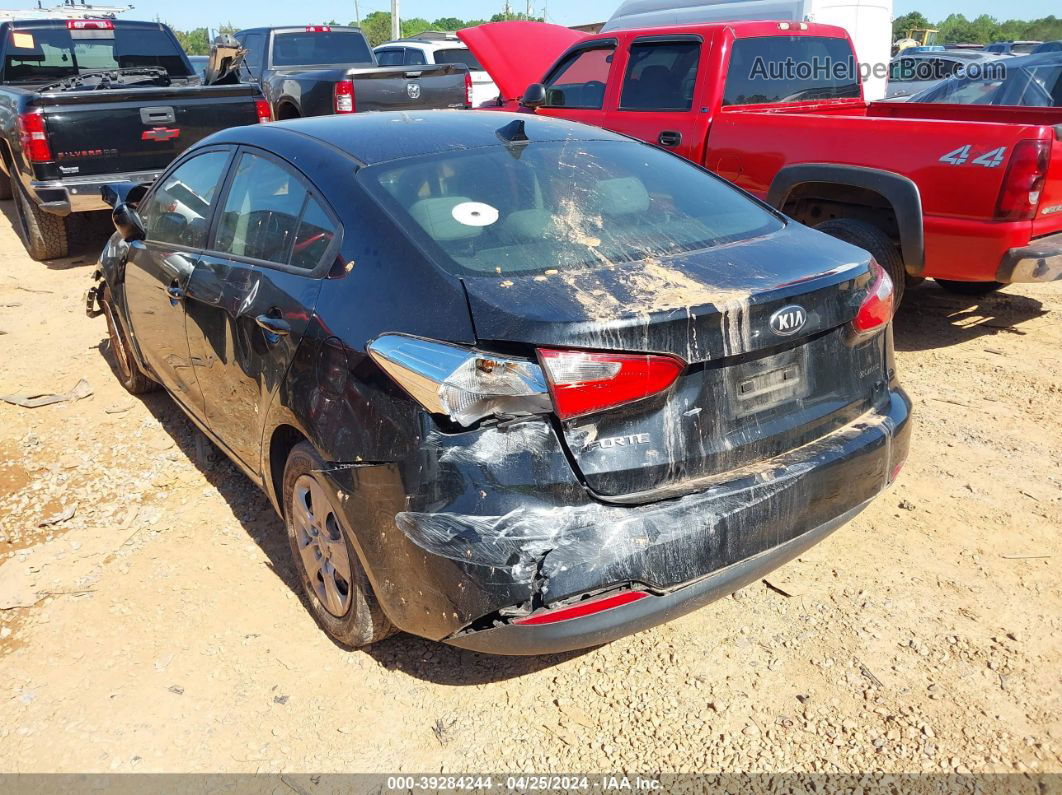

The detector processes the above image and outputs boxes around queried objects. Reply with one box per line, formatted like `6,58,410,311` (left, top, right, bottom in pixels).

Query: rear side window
620,40,700,110
271,31,372,66
290,198,338,270
544,45,614,109
434,48,482,70
403,48,426,65
723,35,860,105
141,151,230,248
215,153,307,264
375,48,403,66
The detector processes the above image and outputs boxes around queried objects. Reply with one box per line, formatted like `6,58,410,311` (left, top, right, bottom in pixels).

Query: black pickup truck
235,25,470,119
0,18,270,260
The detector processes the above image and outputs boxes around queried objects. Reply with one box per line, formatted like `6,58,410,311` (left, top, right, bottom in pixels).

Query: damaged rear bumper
446,498,870,655
997,231,1062,283
366,387,910,654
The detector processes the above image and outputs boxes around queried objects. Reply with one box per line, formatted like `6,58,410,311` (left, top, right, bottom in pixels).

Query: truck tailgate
36,83,260,178
350,64,468,111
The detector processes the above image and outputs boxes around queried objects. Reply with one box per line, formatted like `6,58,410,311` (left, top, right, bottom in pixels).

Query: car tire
11,175,68,261
283,441,395,648
934,279,1006,296
100,283,159,395
814,218,906,307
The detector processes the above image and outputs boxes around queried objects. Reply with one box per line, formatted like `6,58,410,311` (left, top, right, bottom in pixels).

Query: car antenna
496,119,529,147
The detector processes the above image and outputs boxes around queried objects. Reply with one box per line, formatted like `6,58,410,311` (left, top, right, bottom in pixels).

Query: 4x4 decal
939,145,1007,167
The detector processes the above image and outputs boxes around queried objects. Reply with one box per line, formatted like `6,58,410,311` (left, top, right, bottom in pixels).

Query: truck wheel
814,218,906,307
283,441,396,648
11,175,68,261
100,284,158,395
934,279,1005,297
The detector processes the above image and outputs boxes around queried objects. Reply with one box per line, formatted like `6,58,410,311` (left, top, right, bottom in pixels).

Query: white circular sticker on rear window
452,201,499,227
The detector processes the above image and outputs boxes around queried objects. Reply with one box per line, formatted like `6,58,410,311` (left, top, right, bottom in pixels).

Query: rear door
123,147,233,419
603,35,708,161
183,147,337,468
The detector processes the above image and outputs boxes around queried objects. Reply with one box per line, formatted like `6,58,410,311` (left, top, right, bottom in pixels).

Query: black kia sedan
87,111,911,655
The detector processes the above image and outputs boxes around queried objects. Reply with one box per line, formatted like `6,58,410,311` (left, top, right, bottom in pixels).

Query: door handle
255,313,291,338
658,131,682,147
166,283,184,303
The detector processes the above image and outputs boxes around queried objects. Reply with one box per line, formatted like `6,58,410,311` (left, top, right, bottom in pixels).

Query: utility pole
390,0,399,39
353,0,360,26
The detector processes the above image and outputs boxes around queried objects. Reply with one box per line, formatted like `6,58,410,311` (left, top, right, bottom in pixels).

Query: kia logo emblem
769,305,807,336
406,82,421,99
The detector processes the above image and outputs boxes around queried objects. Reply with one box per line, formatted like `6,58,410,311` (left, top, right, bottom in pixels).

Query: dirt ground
0,206,1059,776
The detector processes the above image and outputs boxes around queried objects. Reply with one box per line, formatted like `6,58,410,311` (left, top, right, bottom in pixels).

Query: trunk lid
36,83,260,177
463,222,887,500
458,21,586,102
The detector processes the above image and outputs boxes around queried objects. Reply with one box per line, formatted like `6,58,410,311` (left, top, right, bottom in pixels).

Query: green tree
401,17,432,37
174,27,209,55
892,10,930,40
360,10,393,46
432,17,464,30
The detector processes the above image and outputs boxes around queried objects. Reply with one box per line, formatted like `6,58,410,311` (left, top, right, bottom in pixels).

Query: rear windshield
433,47,482,70
271,31,372,66
724,35,860,105
360,139,782,278
3,26,191,81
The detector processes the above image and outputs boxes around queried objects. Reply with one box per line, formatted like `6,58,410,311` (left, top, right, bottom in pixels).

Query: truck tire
11,175,68,261
100,284,159,395
814,218,906,307
934,279,1005,297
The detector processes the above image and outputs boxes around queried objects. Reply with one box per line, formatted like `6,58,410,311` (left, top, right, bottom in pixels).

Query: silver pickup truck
235,25,470,118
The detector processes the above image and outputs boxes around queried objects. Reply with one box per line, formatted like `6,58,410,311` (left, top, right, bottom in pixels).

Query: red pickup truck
460,21,1062,301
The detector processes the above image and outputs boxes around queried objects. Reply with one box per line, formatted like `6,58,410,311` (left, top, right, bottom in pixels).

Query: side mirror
101,181,149,209
113,202,146,243
521,83,546,109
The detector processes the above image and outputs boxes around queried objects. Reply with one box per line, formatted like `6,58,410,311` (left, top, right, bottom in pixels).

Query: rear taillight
513,590,649,626
851,259,894,337
995,139,1049,221
367,334,551,427
305,25,331,32
333,79,355,114
18,110,51,163
464,70,473,106
537,348,684,421
255,99,272,124
66,19,113,30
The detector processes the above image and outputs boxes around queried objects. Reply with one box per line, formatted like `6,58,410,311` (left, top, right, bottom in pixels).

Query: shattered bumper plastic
362,387,911,654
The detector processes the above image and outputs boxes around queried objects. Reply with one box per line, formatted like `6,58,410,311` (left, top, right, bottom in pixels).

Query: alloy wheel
291,474,353,618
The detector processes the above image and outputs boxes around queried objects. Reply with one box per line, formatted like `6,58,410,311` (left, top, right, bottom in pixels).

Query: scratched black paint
95,111,912,653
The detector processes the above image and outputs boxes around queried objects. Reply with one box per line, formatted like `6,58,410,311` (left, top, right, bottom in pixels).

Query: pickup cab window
140,151,230,249
544,45,615,109
271,31,372,67
723,35,859,105
3,26,191,81
620,40,700,111
238,32,266,77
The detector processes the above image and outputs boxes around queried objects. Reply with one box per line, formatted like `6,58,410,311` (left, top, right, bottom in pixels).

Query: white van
602,0,893,101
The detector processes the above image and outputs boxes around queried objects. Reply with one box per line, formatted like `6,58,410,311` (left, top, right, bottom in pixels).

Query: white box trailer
601,0,893,101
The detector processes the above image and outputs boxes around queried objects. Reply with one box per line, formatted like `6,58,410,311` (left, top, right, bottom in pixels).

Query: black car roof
218,111,632,166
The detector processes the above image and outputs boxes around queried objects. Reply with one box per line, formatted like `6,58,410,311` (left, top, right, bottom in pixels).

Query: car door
123,147,233,419
536,40,619,128
182,147,339,469
606,35,707,162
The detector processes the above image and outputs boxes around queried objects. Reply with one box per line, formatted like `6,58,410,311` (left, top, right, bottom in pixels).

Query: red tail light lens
464,70,473,106
851,259,894,337
333,80,355,114
305,25,331,32
255,99,272,124
537,348,685,420
995,139,1049,221
66,19,113,30
18,110,51,163
513,591,649,626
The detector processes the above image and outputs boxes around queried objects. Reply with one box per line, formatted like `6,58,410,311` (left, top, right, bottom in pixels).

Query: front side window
543,45,614,109
620,40,700,110
360,140,782,279
723,35,860,105
239,32,266,75
271,31,372,66
140,150,230,248
215,153,308,264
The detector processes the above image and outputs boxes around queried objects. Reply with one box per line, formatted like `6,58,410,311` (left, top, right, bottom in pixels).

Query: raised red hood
458,21,586,102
